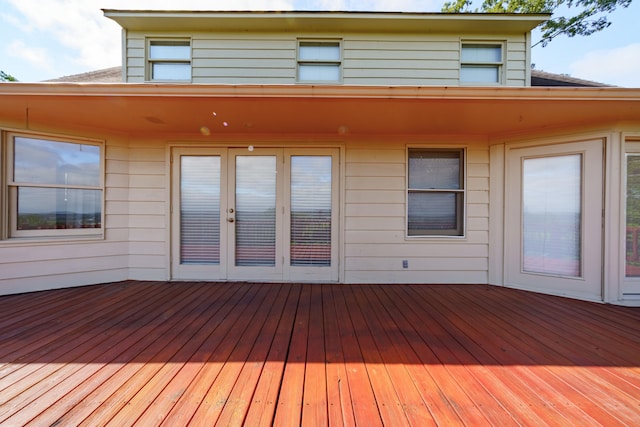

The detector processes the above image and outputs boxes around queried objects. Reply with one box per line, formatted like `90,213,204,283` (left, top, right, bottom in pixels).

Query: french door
171,147,339,282
505,140,603,301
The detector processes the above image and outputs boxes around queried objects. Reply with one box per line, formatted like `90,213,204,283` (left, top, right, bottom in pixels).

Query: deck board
322,284,357,427
243,284,301,427
301,285,329,427
273,284,311,427
0,282,638,426
398,285,629,426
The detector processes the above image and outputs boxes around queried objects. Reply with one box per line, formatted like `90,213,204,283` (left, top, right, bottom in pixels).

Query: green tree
442,0,632,46
0,70,18,82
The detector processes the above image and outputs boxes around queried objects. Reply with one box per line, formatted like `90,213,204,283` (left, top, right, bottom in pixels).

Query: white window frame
624,140,640,278
297,39,342,83
146,38,192,82
3,131,104,240
406,147,466,238
460,41,504,85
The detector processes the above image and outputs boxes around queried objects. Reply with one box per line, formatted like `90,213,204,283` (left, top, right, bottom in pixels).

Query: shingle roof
43,66,122,83
530,69,612,87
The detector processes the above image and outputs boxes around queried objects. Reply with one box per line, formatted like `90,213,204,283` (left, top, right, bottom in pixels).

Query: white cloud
0,11,25,29
569,43,640,88
7,40,53,70
3,0,300,73
6,0,122,70
2,0,440,80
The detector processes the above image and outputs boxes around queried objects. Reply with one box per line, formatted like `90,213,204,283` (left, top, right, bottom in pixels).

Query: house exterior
1,10,640,305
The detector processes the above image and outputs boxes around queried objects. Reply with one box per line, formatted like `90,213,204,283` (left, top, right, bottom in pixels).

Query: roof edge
2,83,638,102
103,10,549,33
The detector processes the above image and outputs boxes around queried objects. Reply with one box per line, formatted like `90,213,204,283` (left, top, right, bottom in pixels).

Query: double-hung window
407,148,465,237
460,43,503,84
147,39,191,81
297,40,342,83
5,133,103,238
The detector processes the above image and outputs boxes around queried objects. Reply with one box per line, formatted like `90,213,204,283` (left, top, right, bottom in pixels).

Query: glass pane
14,137,100,186
180,156,220,265
235,156,276,267
17,187,101,230
149,41,190,59
408,192,461,235
523,155,582,277
299,64,340,81
299,43,340,61
460,65,499,83
152,63,191,80
291,156,332,267
626,155,640,276
461,44,502,62
409,150,461,189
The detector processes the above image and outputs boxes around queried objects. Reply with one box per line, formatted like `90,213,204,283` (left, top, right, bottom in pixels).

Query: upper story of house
104,10,548,87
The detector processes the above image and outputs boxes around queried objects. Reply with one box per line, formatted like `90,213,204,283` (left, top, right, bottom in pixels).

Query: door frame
170,145,340,282
283,148,340,282
503,139,604,301
170,147,229,280
226,148,284,281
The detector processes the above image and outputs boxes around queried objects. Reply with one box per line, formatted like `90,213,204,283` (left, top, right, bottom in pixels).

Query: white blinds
235,156,277,267
180,156,221,264
460,65,499,83
298,64,341,82
407,149,463,236
149,40,191,81
626,155,640,277
290,156,332,266
522,154,582,276
298,42,341,82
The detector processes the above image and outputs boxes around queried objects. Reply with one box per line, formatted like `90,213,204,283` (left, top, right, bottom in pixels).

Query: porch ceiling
1,84,640,137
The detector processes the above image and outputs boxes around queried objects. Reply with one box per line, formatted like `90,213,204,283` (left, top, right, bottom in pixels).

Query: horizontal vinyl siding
343,141,489,284
0,136,132,296
126,37,145,82
505,39,527,86
127,141,168,280
192,36,296,83
124,31,529,86
343,38,460,86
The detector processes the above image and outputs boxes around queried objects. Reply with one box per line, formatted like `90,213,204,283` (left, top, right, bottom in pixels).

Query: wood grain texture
0,281,638,426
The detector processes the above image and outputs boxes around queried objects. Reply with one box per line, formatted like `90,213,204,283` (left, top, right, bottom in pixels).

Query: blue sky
1,0,639,87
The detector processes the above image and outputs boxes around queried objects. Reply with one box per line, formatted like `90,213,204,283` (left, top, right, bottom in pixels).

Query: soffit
1,84,639,137
103,10,548,34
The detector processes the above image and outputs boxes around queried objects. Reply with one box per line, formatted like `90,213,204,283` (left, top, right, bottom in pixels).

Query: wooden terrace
1,281,639,426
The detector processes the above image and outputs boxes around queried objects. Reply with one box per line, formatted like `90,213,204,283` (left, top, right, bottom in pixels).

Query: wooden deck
1,282,639,426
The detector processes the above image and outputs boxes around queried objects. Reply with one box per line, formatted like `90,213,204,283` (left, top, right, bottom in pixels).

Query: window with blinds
297,41,341,83
290,156,332,266
523,154,582,277
235,156,277,267
148,39,191,81
408,148,465,236
460,43,503,84
180,156,221,264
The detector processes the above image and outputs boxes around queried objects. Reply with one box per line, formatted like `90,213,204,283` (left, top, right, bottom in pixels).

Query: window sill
405,235,467,241
0,234,105,247
145,79,192,84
